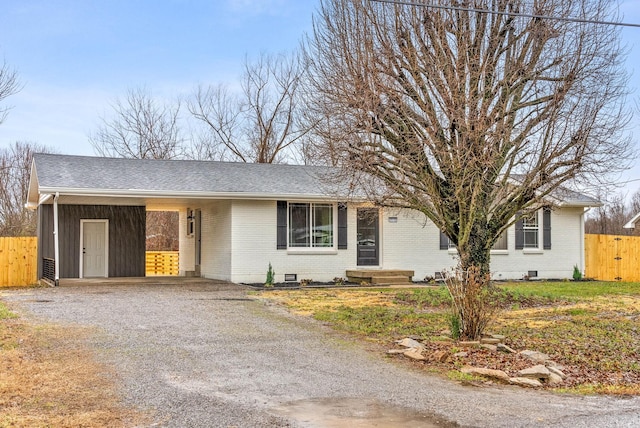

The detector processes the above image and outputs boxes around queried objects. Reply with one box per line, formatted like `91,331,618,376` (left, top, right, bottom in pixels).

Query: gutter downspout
53,192,60,287
580,207,591,277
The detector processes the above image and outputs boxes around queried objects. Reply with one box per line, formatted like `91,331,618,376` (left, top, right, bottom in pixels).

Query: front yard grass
0,301,148,427
259,282,640,395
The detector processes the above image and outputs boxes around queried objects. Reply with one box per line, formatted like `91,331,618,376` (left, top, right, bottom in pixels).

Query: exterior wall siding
223,202,584,283
38,204,146,278
382,207,584,281
178,208,195,275
228,200,359,283
200,201,232,280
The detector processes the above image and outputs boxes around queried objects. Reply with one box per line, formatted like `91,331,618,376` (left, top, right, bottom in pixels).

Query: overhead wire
368,0,640,28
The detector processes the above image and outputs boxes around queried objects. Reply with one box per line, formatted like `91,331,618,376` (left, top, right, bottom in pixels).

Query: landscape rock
520,350,551,363
480,337,501,345
548,373,564,385
461,367,510,383
453,351,468,358
547,366,566,379
488,334,506,341
459,341,480,347
387,349,406,355
497,343,517,354
403,347,426,361
480,344,497,352
431,350,450,363
509,377,543,388
545,361,566,372
396,338,425,349
518,365,550,380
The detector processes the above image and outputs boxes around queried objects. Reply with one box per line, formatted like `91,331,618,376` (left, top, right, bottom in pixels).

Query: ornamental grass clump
445,266,501,340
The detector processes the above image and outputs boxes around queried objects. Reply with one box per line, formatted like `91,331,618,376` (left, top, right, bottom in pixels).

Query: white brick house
27,154,598,284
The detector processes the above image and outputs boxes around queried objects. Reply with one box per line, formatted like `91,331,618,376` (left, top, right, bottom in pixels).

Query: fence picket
585,234,640,282
0,237,38,287
145,251,179,276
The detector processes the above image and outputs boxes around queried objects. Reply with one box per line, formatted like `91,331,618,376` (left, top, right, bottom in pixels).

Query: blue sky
1,0,640,196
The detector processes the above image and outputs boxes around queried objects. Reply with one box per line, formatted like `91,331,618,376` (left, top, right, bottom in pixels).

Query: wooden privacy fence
145,251,179,276
0,237,38,287
585,234,640,282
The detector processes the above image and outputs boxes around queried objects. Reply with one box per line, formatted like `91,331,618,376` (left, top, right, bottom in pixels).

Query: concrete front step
346,269,415,285
370,275,413,285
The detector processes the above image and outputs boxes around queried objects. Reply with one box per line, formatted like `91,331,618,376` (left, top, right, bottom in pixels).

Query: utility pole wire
368,0,640,28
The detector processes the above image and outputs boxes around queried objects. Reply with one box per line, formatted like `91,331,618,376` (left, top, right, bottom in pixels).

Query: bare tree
306,0,632,338
0,142,53,236
89,88,183,250
90,87,184,160
0,60,21,125
585,189,640,236
189,52,311,163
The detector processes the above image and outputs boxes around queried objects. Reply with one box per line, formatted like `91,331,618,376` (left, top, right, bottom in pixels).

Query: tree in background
89,87,184,160
189,52,311,163
0,142,53,236
0,60,20,126
585,189,640,236
306,0,632,338
89,87,183,251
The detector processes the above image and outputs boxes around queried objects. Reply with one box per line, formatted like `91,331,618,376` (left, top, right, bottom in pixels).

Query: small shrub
265,263,275,287
573,265,583,281
333,277,346,286
299,278,313,287
448,312,461,340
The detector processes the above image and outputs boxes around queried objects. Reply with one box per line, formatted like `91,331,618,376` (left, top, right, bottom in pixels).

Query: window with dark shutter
439,230,449,250
543,208,551,250
338,203,347,249
276,201,287,249
515,213,524,250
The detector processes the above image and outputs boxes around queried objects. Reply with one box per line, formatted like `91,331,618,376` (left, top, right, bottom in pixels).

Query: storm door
356,208,379,266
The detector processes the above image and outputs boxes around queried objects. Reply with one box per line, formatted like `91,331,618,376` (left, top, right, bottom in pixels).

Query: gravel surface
3,280,640,427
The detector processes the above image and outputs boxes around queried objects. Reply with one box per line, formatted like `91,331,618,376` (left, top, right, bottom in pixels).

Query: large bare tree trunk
305,0,632,338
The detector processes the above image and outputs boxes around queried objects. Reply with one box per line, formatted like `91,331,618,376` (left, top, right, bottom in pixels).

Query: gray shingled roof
30,153,599,206
33,153,344,197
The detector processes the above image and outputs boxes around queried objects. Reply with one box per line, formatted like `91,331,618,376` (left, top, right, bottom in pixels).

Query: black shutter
277,201,287,250
337,203,347,249
515,212,524,250
439,230,449,250
543,208,552,250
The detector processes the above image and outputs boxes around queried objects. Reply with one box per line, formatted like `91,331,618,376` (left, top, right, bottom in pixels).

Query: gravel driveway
3,280,640,427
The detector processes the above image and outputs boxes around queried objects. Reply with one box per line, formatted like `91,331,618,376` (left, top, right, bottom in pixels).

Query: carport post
53,192,60,286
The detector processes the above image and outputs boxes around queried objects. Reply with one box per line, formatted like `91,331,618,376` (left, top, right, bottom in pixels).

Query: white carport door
81,220,108,278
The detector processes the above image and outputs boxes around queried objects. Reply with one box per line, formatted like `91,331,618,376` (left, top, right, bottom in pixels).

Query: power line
368,0,640,28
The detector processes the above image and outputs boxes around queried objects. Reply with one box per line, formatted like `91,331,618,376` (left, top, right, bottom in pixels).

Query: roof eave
36,186,355,202
624,212,640,229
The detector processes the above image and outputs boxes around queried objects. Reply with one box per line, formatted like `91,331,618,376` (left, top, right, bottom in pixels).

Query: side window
522,212,539,248
492,230,508,250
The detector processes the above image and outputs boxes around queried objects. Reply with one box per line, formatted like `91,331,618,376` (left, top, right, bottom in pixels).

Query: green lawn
262,281,640,395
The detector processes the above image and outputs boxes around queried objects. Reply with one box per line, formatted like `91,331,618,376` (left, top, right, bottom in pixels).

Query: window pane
492,231,507,250
524,230,538,248
313,204,333,247
522,212,539,248
289,203,310,247
522,213,538,228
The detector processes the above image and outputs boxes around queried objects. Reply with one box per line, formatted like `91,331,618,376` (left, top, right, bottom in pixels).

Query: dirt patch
0,305,148,427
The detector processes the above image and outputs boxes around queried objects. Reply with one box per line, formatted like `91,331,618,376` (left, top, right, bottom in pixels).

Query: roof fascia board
624,212,640,229
36,186,358,202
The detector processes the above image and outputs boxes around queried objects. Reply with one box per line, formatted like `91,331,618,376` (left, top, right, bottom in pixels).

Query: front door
357,208,379,266
81,220,108,278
